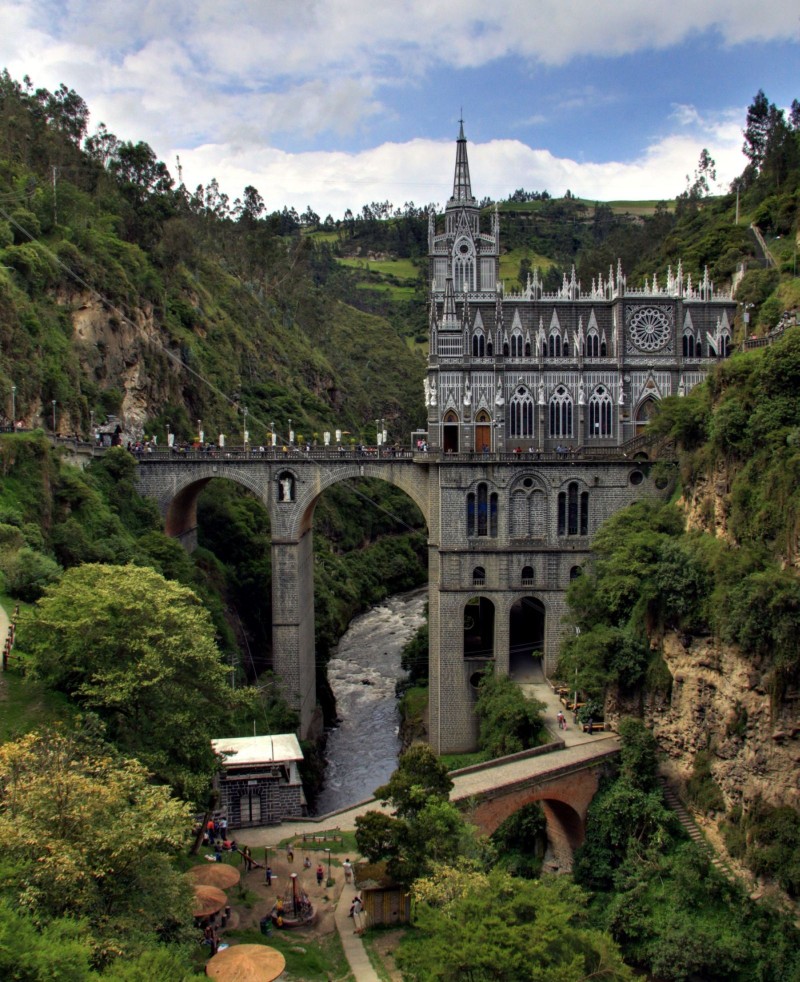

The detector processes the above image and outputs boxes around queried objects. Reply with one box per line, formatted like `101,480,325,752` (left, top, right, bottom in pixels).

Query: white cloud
0,1,778,218
176,113,747,219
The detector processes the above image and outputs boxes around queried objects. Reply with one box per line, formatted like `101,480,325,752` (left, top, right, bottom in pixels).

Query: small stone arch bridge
238,737,620,870
449,737,620,869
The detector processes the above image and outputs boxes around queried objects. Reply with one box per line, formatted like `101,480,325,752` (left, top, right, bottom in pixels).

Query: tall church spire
450,118,474,204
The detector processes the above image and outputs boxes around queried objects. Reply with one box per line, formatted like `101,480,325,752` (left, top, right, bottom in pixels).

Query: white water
313,588,427,814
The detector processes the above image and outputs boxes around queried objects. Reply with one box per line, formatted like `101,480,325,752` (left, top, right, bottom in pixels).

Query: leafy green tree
0,545,62,600
616,717,658,791
20,563,254,799
0,729,194,962
397,870,632,981
474,670,546,757
354,811,401,864
374,743,453,818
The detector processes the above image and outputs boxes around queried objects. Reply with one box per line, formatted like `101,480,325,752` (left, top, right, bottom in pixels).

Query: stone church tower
425,122,736,456
420,124,737,752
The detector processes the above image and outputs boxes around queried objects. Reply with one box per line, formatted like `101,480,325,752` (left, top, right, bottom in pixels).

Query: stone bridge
449,737,619,869
237,736,620,870
135,443,663,752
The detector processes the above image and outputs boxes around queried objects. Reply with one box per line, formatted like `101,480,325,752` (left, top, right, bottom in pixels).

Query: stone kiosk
211,734,305,828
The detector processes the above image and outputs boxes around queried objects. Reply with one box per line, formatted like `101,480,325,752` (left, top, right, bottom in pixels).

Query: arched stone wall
467,764,602,870
137,458,432,739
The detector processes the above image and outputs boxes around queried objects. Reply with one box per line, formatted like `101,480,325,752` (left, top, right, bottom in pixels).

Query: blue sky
1,1,798,217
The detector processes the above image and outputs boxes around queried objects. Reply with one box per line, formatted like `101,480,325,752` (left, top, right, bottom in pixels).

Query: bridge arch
138,456,431,739
469,766,603,871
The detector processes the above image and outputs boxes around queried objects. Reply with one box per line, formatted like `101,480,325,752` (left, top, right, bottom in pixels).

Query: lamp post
51,399,56,433
270,421,276,448
11,385,16,426
288,418,293,444
198,419,203,444
325,847,333,887
243,407,249,450
166,421,171,449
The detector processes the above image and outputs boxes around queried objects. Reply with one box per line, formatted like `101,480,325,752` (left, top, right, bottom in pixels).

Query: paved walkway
237,673,616,981
333,884,381,982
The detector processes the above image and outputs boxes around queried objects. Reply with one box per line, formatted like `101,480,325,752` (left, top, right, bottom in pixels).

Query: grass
0,667,76,741
337,256,420,282
361,925,407,981
225,926,354,980
440,750,489,771
498,246,556,284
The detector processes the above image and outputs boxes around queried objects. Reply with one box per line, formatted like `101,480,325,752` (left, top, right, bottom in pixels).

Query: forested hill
1,75,798,446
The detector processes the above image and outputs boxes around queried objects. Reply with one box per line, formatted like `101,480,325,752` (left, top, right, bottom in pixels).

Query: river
313,587,427,815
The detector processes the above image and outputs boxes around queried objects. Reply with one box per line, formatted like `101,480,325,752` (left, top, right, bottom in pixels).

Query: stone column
271,530,317,739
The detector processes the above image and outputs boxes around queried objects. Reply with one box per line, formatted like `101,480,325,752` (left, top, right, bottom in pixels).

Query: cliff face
615,469,800,813
68,290,164,432
646,633,800,811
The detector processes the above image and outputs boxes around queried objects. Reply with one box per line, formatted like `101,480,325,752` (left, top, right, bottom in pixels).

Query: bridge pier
271,531,318,739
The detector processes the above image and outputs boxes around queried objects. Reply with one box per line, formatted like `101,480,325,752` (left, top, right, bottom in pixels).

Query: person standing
265,865,273,886
343,859,353,883
316,863,324,886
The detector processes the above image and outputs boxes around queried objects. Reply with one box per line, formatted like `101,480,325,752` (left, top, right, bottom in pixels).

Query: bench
582,722,606,733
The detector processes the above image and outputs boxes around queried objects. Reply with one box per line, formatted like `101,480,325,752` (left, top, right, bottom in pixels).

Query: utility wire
0,196,427,538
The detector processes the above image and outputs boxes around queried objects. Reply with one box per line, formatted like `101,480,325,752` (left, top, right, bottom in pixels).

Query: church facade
420,125,737,751
425,122,736,456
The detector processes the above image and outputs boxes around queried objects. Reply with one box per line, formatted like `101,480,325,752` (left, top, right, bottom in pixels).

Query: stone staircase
658,777,735,880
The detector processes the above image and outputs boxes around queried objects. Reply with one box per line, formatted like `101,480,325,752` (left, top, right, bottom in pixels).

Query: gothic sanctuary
420,124,737,751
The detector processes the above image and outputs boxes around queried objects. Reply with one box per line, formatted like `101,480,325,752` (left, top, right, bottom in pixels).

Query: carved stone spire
450,119,475,204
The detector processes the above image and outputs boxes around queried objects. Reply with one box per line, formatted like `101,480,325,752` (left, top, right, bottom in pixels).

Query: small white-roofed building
211,734,306,828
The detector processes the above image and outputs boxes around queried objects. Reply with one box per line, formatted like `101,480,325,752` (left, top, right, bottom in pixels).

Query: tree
20,564,254,799
0,729,194,961
397,870,632,981
354,810,400,864
474,670,546,757
374,743,453,818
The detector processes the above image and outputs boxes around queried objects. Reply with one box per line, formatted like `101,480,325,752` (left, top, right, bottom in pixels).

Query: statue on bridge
279,474,294,502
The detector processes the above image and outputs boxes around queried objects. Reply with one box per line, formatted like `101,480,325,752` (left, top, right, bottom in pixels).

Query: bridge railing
132,446,417,462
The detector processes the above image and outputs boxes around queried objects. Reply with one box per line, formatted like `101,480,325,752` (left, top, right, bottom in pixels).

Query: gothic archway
443,409,460,453
463,596,494,660
474,409,491,453
509,596,545,681
634,397,658,436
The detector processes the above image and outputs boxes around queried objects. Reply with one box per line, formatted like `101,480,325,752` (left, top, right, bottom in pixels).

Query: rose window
628,306,671,351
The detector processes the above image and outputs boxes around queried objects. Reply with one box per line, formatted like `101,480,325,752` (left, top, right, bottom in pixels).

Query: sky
1,0,798,218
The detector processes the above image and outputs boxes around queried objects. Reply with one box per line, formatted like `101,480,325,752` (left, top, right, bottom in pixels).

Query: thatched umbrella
192,884,228,918
206,944,286,981
187,864,241,890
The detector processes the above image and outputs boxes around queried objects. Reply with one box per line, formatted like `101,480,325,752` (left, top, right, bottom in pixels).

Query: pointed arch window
524,340,531,357
467,482,498,537
510,332,524,357
563,339,570,357
549,386,573,438
588,386,613,437
558,482,589,536
472,332,485,358
683,333,695,357
549,334,562,357
586,331,599,357
510,386,534,437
